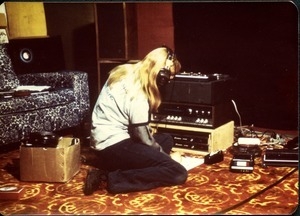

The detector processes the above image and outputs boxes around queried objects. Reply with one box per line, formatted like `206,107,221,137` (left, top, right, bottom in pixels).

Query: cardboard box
0,13,7,28
20,137,81,182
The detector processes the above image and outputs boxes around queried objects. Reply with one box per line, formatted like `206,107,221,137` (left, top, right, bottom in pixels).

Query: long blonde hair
107,47,181,112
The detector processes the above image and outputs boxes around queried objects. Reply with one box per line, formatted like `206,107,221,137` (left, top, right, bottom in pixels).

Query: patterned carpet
0,145,298,215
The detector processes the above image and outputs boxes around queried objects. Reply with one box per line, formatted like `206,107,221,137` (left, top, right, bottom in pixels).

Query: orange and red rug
0,146,298,215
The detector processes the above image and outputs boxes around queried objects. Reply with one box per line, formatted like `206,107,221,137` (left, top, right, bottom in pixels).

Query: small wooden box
0,186,24,200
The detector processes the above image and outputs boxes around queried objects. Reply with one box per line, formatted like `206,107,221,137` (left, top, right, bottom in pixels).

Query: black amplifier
160,72,234,105
151,101,234,128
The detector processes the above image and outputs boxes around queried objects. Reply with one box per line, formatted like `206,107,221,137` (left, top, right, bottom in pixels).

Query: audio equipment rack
150,121,234,155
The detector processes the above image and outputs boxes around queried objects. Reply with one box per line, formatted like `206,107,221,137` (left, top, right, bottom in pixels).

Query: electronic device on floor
230,154,254,173
262,136,298,167
204,150,224,164
229,137,262,157
262,149,298,167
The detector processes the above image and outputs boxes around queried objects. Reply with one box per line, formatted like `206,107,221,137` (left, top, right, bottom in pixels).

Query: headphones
156,46,175,87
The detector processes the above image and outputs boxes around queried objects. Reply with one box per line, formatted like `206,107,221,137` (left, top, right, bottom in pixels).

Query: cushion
0,44,19,91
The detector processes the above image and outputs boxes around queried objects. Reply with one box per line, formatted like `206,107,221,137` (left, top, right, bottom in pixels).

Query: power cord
231,99,249,137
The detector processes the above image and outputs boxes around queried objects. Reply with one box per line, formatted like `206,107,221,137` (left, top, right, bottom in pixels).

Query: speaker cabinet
7,36,65,75
96,4,125,59
94,3,138,94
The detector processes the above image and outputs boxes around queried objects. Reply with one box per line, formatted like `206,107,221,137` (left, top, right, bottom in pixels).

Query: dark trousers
91,133,188,194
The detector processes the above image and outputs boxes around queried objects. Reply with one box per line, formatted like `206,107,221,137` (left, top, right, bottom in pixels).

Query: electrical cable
231,99,245,135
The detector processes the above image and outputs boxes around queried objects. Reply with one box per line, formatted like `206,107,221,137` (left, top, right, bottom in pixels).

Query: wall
173,2,298,130
5,2,47,38
136,3,174,58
